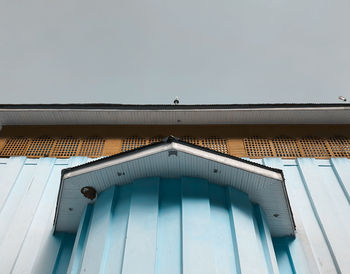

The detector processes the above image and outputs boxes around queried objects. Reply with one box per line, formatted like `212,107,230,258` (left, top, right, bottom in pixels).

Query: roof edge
1,103,350,110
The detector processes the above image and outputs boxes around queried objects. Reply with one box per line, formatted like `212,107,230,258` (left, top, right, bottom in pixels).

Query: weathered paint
0,157,349,273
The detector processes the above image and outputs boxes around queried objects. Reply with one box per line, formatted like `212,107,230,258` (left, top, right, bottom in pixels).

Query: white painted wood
56,142,294,236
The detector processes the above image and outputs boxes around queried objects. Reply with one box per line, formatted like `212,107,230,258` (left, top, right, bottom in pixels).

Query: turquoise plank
122,177,160,274
79,187,116,274
32,157,88,274
12,163,70,273
282,163,335,273
67,205,93,274
297,158,350,273
209,184,237,274
227,187,268,274
181,177,216,274
0,162,36,244
263,158,320,274
0,157,56,273
0,157,26,211
273,238,295,274
53,233,76,274
101,184,132,274
330,158,350,204
254,206,279,274
155,179,182,274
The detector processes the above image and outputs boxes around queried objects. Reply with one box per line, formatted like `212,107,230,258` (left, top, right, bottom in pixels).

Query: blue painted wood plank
279,161,335,273
79,187,116,274
209,184,237,274
227,187,268,274
273,238,295,274
122,177,160,274
52,233,76,274
0,162,37,244
155,179,182,274
0,157,26,211
330,158,350,204
297,158,350,273
102,184,132,274
32,232,67,274
181,177,216,274
253,205,279,274
263,158,321,274
0,157,56,273
31,157,88,274
67,205,93,274
12,163,70,273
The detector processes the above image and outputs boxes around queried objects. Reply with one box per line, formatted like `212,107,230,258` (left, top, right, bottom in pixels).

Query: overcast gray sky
0,0,349,104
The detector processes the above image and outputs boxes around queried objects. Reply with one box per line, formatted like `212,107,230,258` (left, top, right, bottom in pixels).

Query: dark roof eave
0,103,350,111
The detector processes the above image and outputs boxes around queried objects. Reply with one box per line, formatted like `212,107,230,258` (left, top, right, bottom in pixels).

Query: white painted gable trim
54,138,295,237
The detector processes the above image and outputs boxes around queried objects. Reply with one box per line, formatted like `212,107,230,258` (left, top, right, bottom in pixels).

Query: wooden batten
227,139,246,158
0,138,6,152
103,139,122,156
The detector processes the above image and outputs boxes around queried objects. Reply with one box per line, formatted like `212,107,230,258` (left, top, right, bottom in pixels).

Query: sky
0,0,349,104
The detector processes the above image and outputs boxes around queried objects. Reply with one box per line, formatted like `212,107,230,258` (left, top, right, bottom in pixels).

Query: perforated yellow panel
0,137,30,157
51,137,80,158
202,137,228,154
119,136,228,154
243,137,274,158
299,137,331,158
121,137,147,152
26,137,55,157
1,135,350,159
272,137,302,158
148,137,162,144
327,137,350,157
78,137,105,157
181,136,201,146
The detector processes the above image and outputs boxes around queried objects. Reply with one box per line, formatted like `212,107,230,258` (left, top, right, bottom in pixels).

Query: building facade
0,104,349,274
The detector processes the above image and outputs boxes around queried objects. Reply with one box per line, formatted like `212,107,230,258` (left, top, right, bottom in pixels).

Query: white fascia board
1,106,350,112
62,143,282,182
1,106,350,125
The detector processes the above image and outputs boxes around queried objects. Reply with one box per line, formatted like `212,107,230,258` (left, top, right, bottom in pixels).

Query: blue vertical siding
0,157,349,273
69,177,276,274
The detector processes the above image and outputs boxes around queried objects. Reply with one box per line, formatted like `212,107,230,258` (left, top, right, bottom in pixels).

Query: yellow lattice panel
0,138,6,152
26,137,55,158
181,136,201,146
0,137,31,157
327,137,350,157
299,137,331,158
148,137,162,144
272,137,302,158
243,137,274,158
78,137,105,157
121,137,147,152
201,137,228,154
51,137,80,158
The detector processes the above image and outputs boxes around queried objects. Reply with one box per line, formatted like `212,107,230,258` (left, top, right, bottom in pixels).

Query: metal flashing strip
54,137,295,237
